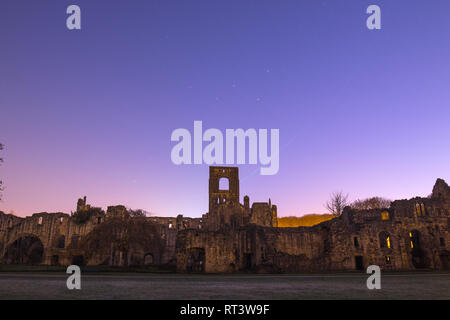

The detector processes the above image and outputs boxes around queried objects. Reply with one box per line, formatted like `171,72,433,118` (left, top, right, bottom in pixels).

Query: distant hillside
278,214,335,227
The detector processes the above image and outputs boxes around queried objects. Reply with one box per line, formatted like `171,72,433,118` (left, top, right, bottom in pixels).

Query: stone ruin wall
0,169,449,273
0,206,188,267
176,178,449,273
0,211,100,266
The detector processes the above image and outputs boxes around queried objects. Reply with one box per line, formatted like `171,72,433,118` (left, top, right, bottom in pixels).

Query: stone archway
144,253,154,265
186,248,205,272
379,231,392,249
409,230,429,269
3,235,44,265
71,255,85,266
56,235,65,249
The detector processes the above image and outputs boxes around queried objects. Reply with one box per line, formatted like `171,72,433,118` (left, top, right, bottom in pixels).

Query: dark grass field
0,272,449,300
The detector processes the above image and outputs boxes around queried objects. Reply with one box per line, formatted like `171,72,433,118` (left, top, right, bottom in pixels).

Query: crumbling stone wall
1,169,448,273
250,203,277,227
0,211,101,266
0,211,23,256
0,201,197,268
203,167,278,231
176,229,239,273
176,174,449,273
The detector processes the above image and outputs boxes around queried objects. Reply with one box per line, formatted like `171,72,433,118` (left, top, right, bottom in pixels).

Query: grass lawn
0,271,449,300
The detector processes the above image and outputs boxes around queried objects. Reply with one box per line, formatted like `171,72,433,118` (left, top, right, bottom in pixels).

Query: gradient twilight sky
0,0,449,218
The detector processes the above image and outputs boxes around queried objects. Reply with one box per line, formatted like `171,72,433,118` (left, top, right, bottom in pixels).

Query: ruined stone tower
208,166,239,212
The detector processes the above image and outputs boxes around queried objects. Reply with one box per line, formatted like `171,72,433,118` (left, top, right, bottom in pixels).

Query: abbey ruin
0,166,449,272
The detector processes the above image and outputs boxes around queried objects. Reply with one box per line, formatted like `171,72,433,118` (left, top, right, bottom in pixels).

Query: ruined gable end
432,179,450,199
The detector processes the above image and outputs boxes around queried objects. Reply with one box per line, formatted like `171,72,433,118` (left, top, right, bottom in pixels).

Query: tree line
325,191,391,216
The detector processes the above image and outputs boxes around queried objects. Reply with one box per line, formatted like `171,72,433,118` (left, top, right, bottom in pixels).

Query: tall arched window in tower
208,167,240,213
219,177,229,191
57,235,66,249
415,203,422,216
409,230,420,249
379,232,391,249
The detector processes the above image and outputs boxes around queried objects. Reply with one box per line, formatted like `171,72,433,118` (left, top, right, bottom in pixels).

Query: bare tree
0,143,3,200
128,208,150,217
80,209,163,266
325,191,349,216
351,197,391,210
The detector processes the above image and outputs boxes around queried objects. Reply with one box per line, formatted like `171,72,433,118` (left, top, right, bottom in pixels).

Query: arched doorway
186,248,205,272
56,235,65,249
3,236,44,265
243,253,254,270
71,255,85,266
379,231,392,249
51,255,59,266
144,253,154,265
409,230,429,269
355,256,364,270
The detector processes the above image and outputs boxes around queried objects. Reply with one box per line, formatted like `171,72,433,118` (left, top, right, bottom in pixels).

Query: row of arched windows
354,230,422,250
37,216,65,225
379,230,421,250
415,203,428,217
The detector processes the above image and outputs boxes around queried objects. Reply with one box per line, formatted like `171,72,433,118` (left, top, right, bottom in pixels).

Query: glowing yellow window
387,236,391,249
381,211,390,220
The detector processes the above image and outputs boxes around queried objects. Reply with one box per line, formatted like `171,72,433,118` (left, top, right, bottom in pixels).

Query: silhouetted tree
80,209,163,266
351,197,391,210
128,208,150,217
0,143,3,200
72,207,104,224
325,191,349,216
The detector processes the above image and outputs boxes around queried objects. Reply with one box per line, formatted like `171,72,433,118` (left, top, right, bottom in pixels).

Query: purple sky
1,0,449,218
